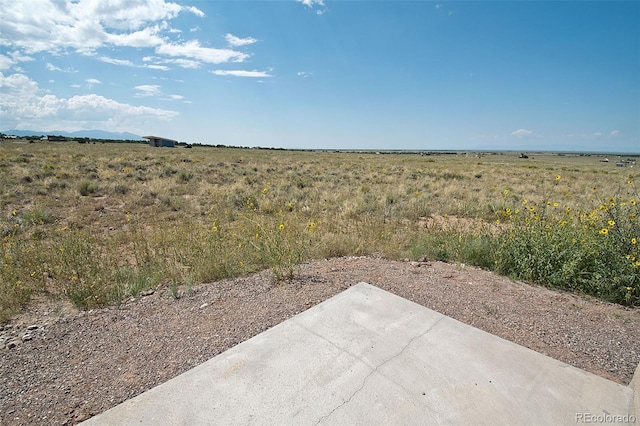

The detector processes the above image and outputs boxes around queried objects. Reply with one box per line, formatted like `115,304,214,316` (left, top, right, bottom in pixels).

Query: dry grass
1,141,638,320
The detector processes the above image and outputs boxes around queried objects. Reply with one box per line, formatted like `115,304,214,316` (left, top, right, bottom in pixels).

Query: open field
1,141,638,321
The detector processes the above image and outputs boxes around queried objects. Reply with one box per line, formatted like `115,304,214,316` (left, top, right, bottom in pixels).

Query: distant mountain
2,129,143,140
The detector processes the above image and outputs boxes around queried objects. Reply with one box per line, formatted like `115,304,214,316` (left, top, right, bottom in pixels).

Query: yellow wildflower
630,199,636,206
608,220,615,227
632,238,637,245
599,228,608,235
278,224,285,230
555,175,561,181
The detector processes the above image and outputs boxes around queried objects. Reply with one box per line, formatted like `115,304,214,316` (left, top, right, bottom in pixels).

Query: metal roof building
143,135,177,148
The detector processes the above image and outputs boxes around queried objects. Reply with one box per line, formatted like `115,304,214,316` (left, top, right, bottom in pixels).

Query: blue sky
1,1,638,152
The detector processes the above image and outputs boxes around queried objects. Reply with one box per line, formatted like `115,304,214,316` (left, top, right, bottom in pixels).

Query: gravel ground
1,256,639,425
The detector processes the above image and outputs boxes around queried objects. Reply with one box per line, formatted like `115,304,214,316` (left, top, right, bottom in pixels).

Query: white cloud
225,34,257,47
435,3,443,9
157,40,249,64
70,84,81,88
296,0,326,14
0,52,34,71
141,56,200,69
297,71,312,77
164,58,201,69
8,51,34,63
0,0,230,69
85,79,101,89
107,27,165,48
134,84,161,97
593,132,602,137
46,63,74,72
511,129,533,138
144,64,170,71
98,56,134,66
66,0,195,31
1,72,177,130
0,55,15,71
185,6,205,18
297,0,325,7
610,130,620,137
169,94,184,100
212,70,273,78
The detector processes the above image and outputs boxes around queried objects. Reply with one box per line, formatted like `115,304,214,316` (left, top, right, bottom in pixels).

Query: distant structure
46,135,67,142
143,135,177,148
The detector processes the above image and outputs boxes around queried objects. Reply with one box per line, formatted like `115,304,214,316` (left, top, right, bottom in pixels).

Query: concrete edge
631,361,640,418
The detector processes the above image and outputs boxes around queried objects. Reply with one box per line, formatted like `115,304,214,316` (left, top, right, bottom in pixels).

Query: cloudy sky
1,0,638,152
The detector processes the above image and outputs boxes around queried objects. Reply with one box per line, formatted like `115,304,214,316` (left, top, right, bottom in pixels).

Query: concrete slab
631,362,640,419
83,282,636,425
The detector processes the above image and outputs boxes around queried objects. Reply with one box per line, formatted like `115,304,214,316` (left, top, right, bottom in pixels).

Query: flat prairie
1,140,638,319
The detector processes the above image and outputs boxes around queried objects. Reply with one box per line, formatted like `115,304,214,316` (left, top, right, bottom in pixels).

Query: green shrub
491,181,639,305
177,170,194,183
77,180,99,196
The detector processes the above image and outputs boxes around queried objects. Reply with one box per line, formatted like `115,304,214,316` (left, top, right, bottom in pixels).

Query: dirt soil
1,256,639,425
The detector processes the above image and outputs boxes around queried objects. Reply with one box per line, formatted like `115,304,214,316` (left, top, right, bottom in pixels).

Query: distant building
143,135,177,148
46,135,67,142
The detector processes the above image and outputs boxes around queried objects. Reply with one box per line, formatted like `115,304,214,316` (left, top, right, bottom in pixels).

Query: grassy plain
1,141,638,321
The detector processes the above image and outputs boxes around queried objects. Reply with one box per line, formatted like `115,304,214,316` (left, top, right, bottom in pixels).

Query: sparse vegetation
1,141,638,321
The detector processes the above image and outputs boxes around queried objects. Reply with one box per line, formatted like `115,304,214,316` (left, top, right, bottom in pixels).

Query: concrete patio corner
84,282,636,425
